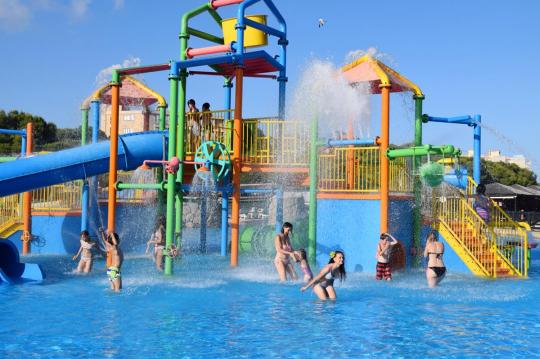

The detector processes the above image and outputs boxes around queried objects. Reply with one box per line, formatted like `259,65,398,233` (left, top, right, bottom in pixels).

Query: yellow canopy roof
81,76,167,109
341,55,423,96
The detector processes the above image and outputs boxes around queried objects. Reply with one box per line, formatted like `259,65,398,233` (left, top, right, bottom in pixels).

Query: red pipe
188,71,277,79
118,64,170,76
211,0,244,9
186,44,233,59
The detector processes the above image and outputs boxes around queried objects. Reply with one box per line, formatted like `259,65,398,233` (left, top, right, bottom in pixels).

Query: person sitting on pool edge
100,229,124,292
423,230,446,288
301,250,346,301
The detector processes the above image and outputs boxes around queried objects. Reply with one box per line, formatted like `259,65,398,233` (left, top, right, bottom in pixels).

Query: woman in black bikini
423,231,446,288
301,251,346,300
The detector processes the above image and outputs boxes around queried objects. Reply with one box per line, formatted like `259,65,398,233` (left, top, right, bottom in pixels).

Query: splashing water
286,58,372,139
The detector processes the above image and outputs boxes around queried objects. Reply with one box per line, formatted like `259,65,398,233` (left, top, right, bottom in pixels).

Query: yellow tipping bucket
222,15,268,48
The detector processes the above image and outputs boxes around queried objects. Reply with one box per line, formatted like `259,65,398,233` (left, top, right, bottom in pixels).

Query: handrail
466,176,528,276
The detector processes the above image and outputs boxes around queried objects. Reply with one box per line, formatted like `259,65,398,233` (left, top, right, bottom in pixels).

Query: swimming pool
1,253,539,358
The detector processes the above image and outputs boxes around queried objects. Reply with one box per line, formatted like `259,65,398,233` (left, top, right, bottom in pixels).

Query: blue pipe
0,131,167,197
424,115,474,126
473,114,481,184
0,129,26,136
237,0,261,58
200,193,207,254
327,138,377,147
275,188,283,234
221,190,229,256
80,181,89,231
243,18,285,39
20,134,26,156
91,100,100,143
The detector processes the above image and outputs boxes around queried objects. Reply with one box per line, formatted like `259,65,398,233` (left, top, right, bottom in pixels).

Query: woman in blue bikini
301,251,346,300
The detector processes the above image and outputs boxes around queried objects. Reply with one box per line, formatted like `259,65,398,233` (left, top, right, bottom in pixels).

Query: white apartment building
467,149,532,170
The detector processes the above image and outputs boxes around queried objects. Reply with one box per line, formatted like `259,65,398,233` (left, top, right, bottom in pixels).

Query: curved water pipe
386,144,460,160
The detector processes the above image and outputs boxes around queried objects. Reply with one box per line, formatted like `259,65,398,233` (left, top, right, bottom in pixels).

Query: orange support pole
380,85,391,234
21,122,33,255
230,67,244,267
346,116,354,189
106,77,121,265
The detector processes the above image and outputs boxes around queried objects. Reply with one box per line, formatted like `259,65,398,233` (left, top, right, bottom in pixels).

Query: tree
459,157,537,186
0,110,57,154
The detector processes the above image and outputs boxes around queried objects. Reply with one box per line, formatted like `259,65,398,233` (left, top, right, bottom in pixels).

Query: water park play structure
0,0,530,281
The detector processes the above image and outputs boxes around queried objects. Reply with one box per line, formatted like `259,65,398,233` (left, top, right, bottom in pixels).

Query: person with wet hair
274,222,297,281
375,232,398,281
100,229,123,292
474,183,491,222
301,250,346,300
424,230,446,288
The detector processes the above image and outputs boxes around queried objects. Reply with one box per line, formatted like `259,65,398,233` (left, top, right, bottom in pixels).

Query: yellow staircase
0,193,23,239
432,182,528,278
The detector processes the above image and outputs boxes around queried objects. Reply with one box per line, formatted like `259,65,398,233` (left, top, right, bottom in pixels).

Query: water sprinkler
141,156,196,175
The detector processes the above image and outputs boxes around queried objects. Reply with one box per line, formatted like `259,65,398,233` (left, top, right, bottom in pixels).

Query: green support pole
412,95,424,268
175,72,187,249
81,108,89,146
116,182,165,191
165,66,179,276
308,116,318,267
157,105,167,218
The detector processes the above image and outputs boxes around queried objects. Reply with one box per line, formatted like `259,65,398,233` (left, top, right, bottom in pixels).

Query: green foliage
1,109,107,153
459,157,537,186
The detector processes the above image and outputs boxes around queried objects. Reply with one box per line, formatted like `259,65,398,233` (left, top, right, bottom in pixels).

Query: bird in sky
318,18,326,28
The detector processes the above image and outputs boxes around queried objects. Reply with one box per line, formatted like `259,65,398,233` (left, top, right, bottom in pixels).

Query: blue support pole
221,190,229,257
327,138,378,147
91,100,100,143
200,193,207,254
473,114,482,184
88,100,100,233
21,133,27,156
275,188,283,234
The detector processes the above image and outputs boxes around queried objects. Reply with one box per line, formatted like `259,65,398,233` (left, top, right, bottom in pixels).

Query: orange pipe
380,85,391,234
22,122,33,255
346,116,354,190
230,67,244,267
106,82,120,265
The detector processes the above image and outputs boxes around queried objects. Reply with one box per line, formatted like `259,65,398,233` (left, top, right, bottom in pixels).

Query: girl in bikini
72,230,98,273
274,222,297,281
301,250,346,301
294,249,313,282
146,218,166,271
423,230,446,288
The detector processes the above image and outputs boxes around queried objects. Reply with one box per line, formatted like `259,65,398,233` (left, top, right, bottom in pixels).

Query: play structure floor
1,253,539,357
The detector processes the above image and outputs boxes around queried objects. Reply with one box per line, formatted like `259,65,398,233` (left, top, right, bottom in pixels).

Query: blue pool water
1,252,540,358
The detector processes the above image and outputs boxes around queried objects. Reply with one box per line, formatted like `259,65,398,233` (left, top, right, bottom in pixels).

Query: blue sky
1,0,539,175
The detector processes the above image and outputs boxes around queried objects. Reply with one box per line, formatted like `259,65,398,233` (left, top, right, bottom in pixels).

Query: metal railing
241,118,310,166
185,110,234,155
31,181,82,211
465,177,528,276
318,146,413,193
0,194,23,232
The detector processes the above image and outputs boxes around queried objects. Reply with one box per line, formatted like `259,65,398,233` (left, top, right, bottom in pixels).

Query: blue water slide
0,131,167,197
0,240,44,283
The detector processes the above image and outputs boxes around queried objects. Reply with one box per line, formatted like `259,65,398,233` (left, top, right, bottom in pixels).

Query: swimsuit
376,262,392,280
107,266,121,281
274,235,292,265
429,266,446,278
427,252,446,278
317,266,336,288
301,264,313,278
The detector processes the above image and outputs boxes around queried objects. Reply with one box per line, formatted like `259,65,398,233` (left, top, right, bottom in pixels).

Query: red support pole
21,122,33,255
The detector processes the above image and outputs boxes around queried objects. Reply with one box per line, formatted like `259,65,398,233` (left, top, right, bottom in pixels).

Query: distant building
100,105,164,137
466,149,532,170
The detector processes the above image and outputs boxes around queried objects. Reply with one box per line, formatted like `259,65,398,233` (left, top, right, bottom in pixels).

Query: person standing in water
424,230,446,288
72,230,98,273
301,251,346,301
375,232,398,281
100,229,123,292
294,249,313,282
274,222,297,281
146,218,166,271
